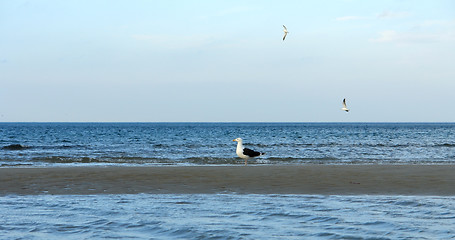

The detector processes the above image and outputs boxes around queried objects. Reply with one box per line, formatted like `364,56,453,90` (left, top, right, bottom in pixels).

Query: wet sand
1,165,454,195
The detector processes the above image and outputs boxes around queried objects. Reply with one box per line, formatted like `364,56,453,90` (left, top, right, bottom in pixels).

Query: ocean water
1,122,455,166
1,194,454,239
2,123,455,239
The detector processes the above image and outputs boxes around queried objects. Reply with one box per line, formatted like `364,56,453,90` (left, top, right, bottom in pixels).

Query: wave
2,144,31,150
2,156,455,166
3,141,455,153
434,143,455,148
1,144,91,151
12,156,343,165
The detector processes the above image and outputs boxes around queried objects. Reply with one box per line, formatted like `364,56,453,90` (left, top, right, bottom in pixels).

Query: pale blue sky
1,0,454,122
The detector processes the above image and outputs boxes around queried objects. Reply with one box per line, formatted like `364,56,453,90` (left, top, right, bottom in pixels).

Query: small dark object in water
2,144,29,150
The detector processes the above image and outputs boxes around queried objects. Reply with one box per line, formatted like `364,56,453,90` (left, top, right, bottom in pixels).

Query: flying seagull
282,25,288,41
341,98,350,112
233,138,265,165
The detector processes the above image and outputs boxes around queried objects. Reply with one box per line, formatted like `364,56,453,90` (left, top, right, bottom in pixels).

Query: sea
2,122,455,167
1,122,455,239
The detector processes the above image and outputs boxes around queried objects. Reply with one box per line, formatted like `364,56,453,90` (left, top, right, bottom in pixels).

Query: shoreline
1,165,454,195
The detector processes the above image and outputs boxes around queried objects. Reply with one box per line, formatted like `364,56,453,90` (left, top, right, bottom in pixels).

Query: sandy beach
1,165,454,195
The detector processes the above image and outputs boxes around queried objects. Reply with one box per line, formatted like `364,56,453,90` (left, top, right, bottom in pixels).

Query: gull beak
232,139,237,142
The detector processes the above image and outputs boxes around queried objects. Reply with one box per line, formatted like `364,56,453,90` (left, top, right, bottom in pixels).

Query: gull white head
233,138,243,143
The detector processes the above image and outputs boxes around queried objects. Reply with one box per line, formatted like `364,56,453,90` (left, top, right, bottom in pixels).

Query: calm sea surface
1,194,454,239
1,123,455,239
1,122,455,166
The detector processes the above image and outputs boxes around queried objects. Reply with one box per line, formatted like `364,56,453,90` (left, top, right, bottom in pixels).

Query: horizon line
1,121,454,124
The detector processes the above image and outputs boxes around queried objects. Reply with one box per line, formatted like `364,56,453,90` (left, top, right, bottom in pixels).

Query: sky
1,0,454,122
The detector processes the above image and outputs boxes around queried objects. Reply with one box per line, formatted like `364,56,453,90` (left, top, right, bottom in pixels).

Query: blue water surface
1,194,454,239
1,122,455,166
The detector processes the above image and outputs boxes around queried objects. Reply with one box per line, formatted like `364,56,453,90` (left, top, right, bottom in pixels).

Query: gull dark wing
243,148,262,158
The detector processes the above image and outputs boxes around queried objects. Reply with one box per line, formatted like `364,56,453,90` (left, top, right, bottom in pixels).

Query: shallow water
1,194,454,239
1,122,455,166
2,123,454,239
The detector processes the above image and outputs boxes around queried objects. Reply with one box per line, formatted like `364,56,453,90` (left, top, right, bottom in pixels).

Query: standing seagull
233,138,265,165
341,98,350,112
282,25,288,41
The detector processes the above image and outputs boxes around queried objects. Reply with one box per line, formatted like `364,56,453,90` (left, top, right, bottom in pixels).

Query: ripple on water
0,194,454,239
